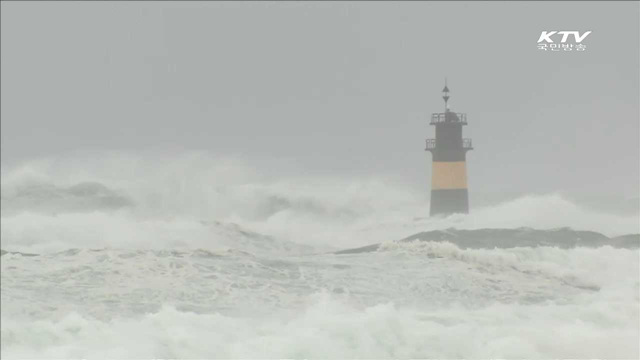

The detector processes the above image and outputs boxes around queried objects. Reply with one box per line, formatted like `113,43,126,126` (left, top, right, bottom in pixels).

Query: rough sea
1,153,639,359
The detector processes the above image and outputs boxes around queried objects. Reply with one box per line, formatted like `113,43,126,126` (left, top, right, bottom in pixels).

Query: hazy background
2,1,639,207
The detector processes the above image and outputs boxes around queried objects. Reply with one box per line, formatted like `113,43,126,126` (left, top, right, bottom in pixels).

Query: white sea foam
1,152,638,358
2,293,638,359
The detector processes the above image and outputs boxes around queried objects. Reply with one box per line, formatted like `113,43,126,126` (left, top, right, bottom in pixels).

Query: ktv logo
537,31,592,52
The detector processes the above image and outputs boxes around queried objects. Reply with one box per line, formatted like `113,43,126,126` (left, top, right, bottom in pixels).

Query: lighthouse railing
430,112,467,125
425,138,473,151
425,138,436,150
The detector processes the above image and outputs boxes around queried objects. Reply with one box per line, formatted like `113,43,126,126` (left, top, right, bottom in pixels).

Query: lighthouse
425,80,473,216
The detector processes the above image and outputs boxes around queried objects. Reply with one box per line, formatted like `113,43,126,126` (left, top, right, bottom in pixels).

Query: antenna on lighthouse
442,77,450,112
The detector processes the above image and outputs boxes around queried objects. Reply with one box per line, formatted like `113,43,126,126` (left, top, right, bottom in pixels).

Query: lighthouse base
430,188,469,216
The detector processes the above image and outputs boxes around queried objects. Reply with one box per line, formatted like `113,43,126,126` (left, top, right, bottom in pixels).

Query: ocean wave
0,212,318,255
2,152,638,359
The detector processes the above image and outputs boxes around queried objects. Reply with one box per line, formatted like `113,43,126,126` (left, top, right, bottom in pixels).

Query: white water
1,152,639,358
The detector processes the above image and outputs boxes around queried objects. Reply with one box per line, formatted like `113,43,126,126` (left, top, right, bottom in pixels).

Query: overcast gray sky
2,1,639,200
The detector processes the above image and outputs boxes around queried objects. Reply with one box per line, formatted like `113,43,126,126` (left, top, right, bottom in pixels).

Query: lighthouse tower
425,80,473,216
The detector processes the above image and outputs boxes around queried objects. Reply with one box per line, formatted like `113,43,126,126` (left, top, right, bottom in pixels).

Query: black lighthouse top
430,80,467,125
425,80,473,153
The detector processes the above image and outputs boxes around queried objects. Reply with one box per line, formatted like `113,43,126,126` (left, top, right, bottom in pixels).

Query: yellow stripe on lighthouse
431,161,468,190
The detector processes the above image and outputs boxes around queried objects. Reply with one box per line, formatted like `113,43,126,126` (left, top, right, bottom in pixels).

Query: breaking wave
1,180,133,216
2,152,638,254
